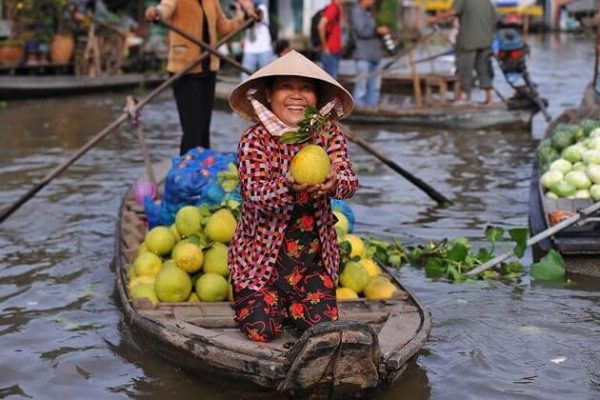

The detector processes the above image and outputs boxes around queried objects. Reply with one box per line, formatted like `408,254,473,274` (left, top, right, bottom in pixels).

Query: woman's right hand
145,6,160,22
285,172,309,193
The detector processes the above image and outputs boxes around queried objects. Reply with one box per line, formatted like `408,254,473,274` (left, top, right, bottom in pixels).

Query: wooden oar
340,123,452,206
466,201,600,276
0,18,255,225
160,21,452,206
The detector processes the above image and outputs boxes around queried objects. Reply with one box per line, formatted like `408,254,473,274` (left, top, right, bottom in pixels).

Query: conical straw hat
229,50,354,122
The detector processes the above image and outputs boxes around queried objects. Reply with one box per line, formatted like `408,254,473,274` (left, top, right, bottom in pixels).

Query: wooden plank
377,310,421,356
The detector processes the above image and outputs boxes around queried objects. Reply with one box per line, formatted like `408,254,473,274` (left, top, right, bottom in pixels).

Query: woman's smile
267,76,317,126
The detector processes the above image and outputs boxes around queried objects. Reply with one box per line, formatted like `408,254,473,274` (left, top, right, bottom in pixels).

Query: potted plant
0,38,25,66
50,0,76,64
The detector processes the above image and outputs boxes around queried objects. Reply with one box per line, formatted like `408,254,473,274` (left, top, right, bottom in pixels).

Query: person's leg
475,48,494,105
172,72,216,155
330,53,341,79
365,60,382,107
321,52,338,78
353,59,369,107
455,50,476,101
233,285,286,342
287,266,338,333
256,49,275,69
241,52,259,80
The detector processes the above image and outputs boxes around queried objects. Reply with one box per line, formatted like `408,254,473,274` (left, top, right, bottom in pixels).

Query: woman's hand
237,0,261,21
313,170,337,197
145,6,160,21
285,172,309,193
285,170,337,197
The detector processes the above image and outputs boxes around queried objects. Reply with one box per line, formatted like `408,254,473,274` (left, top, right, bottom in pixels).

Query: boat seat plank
156,320,287,380
138,302,404,329
377,310,421,357
161,319,288,360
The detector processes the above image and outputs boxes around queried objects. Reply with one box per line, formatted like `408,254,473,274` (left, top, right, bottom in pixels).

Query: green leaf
509,228,528,258
447,265,463,281
407,247,423,266
187,234,207,248
481,269,500,279
338,240,351,257
476,248,493,263
485,226,505,243
388,254,403,268
501,261,523,274
447,242,468,262
424,257,445,278
530,250,566,281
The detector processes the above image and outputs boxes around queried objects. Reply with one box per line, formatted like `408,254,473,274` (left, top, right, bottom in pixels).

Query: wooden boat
214,80,537,131
115,160,431,396
528,84,600,277
0,73,166,99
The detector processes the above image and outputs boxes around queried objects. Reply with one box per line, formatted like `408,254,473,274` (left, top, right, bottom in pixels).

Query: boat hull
214,80,534,131
0,74,166,99
115,160,431,395
528,100,600,277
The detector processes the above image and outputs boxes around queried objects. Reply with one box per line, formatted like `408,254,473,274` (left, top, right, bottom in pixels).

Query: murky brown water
1,34,599,399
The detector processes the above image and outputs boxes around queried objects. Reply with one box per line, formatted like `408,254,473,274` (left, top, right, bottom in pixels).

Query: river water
1,34,599,400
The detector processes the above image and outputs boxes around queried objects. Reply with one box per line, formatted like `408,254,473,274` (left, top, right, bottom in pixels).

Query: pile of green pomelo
537,119,600,200
127,148,400,307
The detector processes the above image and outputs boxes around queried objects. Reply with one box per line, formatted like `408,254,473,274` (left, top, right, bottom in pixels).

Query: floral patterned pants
233,205,339,342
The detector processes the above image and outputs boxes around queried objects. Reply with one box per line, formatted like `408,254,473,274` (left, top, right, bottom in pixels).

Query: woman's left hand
311,170,337,197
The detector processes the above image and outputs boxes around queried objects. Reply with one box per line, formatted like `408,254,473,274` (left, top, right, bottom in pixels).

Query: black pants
172,72,216,155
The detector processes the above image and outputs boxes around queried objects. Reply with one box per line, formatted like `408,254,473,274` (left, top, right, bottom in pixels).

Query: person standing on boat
350,0,390,108
428,0,497,105
240,0,274,80
318,0,345,79
145,0,257,155
227,51,358,342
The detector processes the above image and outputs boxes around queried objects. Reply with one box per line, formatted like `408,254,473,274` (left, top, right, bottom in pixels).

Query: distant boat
214,79,539,131
528,84,600,277
0,73,166,99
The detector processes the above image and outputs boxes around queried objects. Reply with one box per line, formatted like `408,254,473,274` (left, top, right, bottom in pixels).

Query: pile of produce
126,150,409,307
537,119,600,200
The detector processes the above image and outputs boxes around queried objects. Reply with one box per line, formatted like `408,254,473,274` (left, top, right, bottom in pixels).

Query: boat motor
495,28,550,120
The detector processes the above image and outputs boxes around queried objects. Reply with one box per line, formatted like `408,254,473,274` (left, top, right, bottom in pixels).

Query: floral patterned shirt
228,123,359,291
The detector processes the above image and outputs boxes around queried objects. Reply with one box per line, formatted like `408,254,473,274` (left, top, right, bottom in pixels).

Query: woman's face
267,76,318,126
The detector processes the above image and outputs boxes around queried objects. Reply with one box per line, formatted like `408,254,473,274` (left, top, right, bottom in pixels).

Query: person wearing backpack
317,0,345,79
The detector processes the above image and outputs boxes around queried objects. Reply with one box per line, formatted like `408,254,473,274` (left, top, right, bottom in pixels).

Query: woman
145,0,255,155
227,50,358,342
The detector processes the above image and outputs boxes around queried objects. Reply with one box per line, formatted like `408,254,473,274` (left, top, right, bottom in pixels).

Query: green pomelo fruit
145,226,177,256
344,234,366,258
205,209,237,243
133,252,162,277
290,144,331,185
195,272,229,302
172,240,204,273
339,261,370,294
333,211,349,236
363,279,397,300
203,243,230,277
154,264,192,302
336,287,358,299
175,206,202,237
130,283,159,306
170,224,181,242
